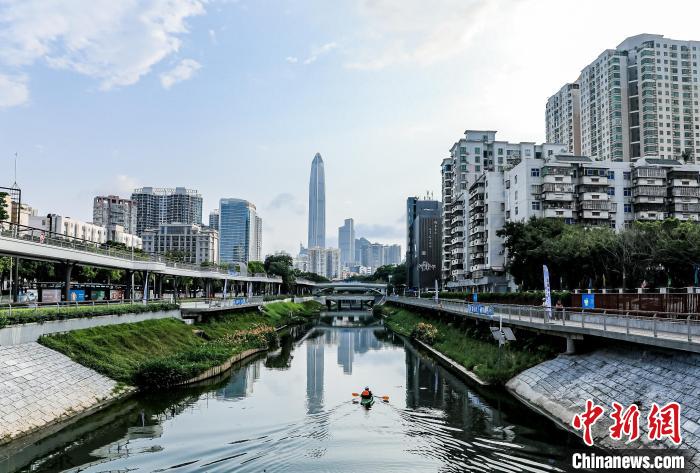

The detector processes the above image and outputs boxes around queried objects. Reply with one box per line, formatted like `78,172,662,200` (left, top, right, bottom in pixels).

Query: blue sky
1,0,700,255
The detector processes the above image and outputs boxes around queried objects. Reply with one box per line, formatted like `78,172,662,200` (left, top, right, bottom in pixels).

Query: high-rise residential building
406,197,442,290
441,130,567,287
218,198,261,265
131,187,203,236
355,237,370,266
308,153,326,248
338,218,355,266
549,34,700,162
441,129,700,291
208,209,219,231
546,83,581,155
383,244,402,266
92,195,137,235
141,223,218,265
308,246,341,280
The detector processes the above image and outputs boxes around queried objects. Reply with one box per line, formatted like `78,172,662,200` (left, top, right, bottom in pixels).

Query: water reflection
2,312,588,473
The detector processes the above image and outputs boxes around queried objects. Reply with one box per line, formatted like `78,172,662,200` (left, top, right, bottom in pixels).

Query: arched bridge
313,282,387,310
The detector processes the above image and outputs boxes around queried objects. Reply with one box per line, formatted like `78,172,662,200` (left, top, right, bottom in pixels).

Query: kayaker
360,387,373,400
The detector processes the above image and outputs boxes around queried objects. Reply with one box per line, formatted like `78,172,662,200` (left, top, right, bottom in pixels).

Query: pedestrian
555,299,564,321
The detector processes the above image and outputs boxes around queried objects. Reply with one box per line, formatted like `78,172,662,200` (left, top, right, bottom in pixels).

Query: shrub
1,302,179,326
411,322,438,345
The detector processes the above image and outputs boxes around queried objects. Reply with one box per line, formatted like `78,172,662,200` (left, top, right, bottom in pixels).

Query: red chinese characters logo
572,401,682,447
648,402,682,445
572,399,605,446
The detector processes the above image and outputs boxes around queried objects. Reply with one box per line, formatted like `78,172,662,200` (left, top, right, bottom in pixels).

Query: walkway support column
565,336,576,355
125,270,133,302
63,262,74,302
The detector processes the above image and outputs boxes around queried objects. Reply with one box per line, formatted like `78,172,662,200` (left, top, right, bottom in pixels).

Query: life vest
361,389,371,398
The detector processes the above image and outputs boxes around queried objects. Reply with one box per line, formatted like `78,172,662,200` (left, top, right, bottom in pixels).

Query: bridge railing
389,296,700,342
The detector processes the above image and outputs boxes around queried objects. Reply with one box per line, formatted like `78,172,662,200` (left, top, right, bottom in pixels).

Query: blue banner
543,265,552,310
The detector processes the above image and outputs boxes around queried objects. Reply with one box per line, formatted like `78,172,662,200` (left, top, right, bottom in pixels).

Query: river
2,311,587,472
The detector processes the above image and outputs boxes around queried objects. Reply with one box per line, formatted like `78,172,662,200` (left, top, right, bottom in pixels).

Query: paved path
390,296,700,353
0,343,123,443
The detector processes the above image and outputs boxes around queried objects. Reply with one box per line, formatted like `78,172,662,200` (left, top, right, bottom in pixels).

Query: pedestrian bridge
314,282,387,310
0,228,282,300
389,296,700,354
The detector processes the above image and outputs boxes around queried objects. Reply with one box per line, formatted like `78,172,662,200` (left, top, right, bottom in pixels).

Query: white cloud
303,42,338,65
285,56,298,64
0,74,28,107
0,0,206,101
160,58,202,89
346,0,511,69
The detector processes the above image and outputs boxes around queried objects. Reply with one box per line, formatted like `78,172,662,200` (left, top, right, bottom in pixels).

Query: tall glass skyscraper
219,198,262,265
338,218,355,265
308,153,326,248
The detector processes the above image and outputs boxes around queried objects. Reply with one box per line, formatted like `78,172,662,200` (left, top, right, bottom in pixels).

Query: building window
514,176,518,184
531,168,540,177
607,170,615,179
515,206,519,215
514,191,518,200
475,165,480,172
498,148,503,155
624,204,632,213
607,187,615,196
475,147,481,154
623,187,631,196
532,201,541,210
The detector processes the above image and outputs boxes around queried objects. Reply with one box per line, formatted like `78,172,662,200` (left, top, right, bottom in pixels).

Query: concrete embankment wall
507,347,700,468
0,309,181,345
0,343,128,444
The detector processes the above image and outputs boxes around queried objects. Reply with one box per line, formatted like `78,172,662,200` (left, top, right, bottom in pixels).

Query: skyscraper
308,153,326,248
219,198,262,265
406,197,442,290
131,187,203,236
92,195,137,234
338,218,355,265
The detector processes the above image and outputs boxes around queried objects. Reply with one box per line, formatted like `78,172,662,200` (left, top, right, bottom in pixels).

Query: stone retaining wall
0,343,130,445
507,348,700,471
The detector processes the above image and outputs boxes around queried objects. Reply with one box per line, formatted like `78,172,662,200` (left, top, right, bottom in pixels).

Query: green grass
38,301,322,389
0,302,178,327
381,305,557,384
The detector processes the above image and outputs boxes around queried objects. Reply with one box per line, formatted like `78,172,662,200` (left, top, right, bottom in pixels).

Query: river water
2,312,587,472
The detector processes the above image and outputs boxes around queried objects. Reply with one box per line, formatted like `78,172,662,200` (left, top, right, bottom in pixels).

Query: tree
264,254,295,292
0,192,8,221
248,260,265,275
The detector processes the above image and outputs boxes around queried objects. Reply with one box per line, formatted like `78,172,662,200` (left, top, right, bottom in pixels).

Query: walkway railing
389,296,700,348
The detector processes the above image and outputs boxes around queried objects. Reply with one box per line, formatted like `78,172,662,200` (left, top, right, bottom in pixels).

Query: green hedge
421,291,571,306
0,302,179,328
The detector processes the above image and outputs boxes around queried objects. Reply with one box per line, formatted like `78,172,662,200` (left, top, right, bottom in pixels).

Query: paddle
352,392,390,402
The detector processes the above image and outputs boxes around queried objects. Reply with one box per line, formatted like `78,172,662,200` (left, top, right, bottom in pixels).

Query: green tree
0,192,8,221
264,254,295,292
248,260,265,275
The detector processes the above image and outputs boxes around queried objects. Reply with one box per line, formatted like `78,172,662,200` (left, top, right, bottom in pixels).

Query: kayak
360,396,375,408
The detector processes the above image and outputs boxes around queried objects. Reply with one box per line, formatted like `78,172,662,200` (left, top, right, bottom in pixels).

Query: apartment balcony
669,212,699,221
451,269,466,278
544,208,573,218
581,210,609,220
633,168,667,179
633,195,665,205
469,199,485,210
672,187,700,197
580,192,610,202
469,237,485,247
541,183,574,193
581,175,607,185
541,192,574,201
543,174,573,184
469,225,485,236
633,186,666,197
634,211,665,221
673,203,700,212
470,264,488,272
579,201,611,211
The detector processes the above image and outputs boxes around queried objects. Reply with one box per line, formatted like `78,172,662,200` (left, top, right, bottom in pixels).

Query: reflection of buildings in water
328,326,385,375
217,359,262,400
306,336,324,414
403,342,496,431
337,329,353,374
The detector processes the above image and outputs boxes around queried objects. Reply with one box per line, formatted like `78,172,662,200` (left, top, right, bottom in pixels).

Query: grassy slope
39,301,322,387
382,305,556,384
0,302,179,327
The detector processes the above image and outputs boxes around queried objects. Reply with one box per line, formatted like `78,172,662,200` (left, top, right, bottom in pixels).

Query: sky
1,0,700,256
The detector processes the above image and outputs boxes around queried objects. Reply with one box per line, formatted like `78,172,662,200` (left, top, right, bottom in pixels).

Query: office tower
219,198,261,264
406,197,442,290
546,83,581,155
383,244,402,265
548,34,700,162
92,195,137,234
209,209,220,231
338,218,355,265
131,187,203,236
308,153,326,248
355,237,370,266
141,223,218,264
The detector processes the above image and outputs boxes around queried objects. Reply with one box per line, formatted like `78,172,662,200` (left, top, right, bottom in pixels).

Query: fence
571,292,700,314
